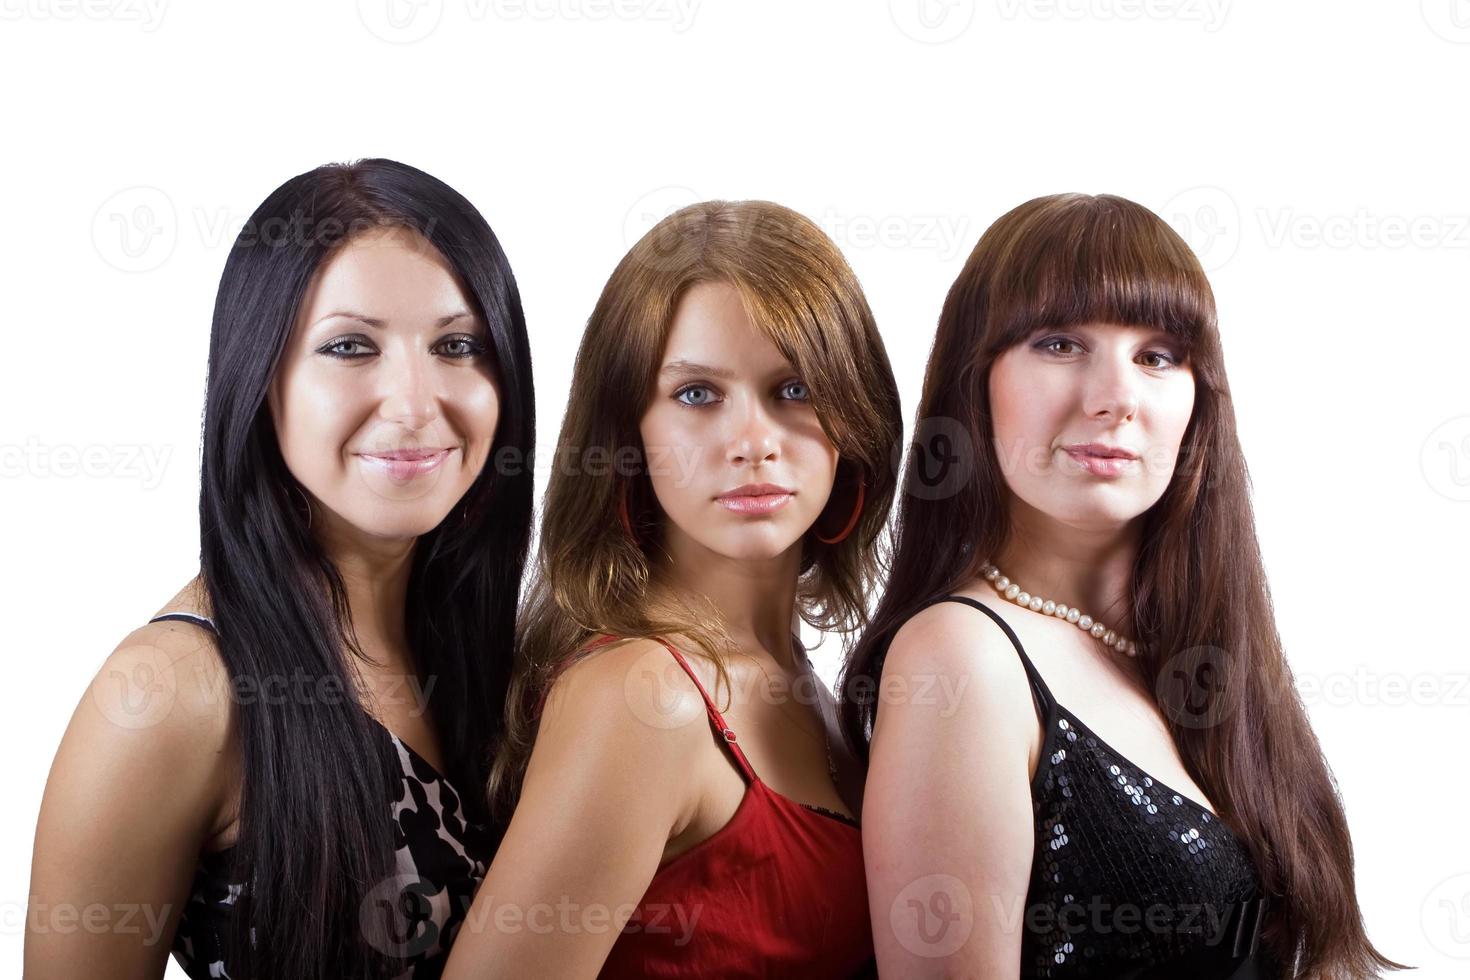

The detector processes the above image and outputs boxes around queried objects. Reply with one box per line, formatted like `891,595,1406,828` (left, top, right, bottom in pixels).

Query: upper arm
444,640,707,980
26,622,235,979
863,603,1039,979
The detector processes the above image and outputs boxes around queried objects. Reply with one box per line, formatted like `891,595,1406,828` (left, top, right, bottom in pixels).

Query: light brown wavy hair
489,200,902,819
840,193,1404,978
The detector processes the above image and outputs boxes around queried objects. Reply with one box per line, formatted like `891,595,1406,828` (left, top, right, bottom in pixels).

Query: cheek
989,363,1061,468
638,407,696,510
454,374,501,442
272,362,371,465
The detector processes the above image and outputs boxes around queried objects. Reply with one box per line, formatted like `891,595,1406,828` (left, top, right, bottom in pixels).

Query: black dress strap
149,612,218,634
925,594,1056,726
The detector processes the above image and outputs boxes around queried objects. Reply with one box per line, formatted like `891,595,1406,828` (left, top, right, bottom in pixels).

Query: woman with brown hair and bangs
847,194,1404,979
443,200,901,978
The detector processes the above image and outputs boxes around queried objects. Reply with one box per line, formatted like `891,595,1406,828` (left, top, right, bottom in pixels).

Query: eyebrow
311,311,475,330
658,358,803,382
658,359,739,381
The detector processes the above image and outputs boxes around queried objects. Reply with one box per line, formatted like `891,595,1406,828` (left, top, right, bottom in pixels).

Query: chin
345,503,456,541
702,530,799,562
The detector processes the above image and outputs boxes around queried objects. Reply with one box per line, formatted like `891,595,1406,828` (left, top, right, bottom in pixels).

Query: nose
725,394,780,465
1081,349,1140,424
378,347,439,431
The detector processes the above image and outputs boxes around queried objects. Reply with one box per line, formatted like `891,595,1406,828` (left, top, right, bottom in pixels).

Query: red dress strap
568,634,758,783
650,637,759,784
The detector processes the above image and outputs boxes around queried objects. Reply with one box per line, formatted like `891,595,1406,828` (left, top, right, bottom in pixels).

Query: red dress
591,635,875,979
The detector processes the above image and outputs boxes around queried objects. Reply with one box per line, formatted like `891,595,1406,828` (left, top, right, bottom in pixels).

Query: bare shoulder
871,589,1045,762
883,590,1029,686
536,636,711,762
84,580,234,761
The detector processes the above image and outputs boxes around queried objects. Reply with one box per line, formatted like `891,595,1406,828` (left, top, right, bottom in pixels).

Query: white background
2,1,1467,975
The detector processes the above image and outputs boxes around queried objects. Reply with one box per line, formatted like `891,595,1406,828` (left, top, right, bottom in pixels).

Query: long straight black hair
198,158,534,978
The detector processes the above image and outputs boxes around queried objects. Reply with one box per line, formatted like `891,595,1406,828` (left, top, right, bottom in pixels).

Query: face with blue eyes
987,321,1195,531
639,280,839,565
267,226,500,542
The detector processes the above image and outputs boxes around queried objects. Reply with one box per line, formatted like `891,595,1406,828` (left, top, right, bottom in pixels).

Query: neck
313,508,416,666
992,498,1140,636
652,530,803,669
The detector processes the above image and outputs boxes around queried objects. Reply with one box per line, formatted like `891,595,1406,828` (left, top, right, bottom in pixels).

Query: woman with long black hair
27,158,535,979
847,194,1403,978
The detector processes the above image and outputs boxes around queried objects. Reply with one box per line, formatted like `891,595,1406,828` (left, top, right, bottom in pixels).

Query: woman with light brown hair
443,200,902,978
846,193,1403,978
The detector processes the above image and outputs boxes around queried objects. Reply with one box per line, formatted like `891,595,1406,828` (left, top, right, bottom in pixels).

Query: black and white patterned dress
149,612,495,980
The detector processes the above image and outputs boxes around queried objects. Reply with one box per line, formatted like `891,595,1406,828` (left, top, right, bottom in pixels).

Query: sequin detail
927,597,1271,979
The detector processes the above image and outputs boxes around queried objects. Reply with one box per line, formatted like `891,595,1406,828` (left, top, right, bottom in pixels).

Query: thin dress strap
927,595,1055,726
585,634,758,784
149,611,217,634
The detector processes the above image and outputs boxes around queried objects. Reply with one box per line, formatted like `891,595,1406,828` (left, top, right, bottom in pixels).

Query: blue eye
780,381,811,401
674,384,718,407
320,336,375,359
434,335,487,359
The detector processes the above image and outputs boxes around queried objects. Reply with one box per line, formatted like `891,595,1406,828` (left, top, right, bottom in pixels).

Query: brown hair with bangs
489,200,902,819
840,193,1403,978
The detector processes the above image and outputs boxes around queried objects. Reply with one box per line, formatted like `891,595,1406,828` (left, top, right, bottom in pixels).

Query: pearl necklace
980,562,1140,657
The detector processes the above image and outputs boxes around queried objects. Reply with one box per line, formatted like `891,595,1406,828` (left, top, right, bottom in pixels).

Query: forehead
299,227,469,322
661,281,794,375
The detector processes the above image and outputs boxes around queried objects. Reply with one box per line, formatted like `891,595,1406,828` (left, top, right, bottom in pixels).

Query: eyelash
317,334,488,361
1035,336,1181,369
673,381,811,408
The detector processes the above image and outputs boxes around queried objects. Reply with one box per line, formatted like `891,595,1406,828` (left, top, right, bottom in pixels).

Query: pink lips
1063,444,1137,479
716,483,795,516
357,448,453,481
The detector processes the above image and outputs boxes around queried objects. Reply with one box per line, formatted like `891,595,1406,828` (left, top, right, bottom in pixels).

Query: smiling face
638,280,840,563
988,321,1196,531
268,225,501,541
